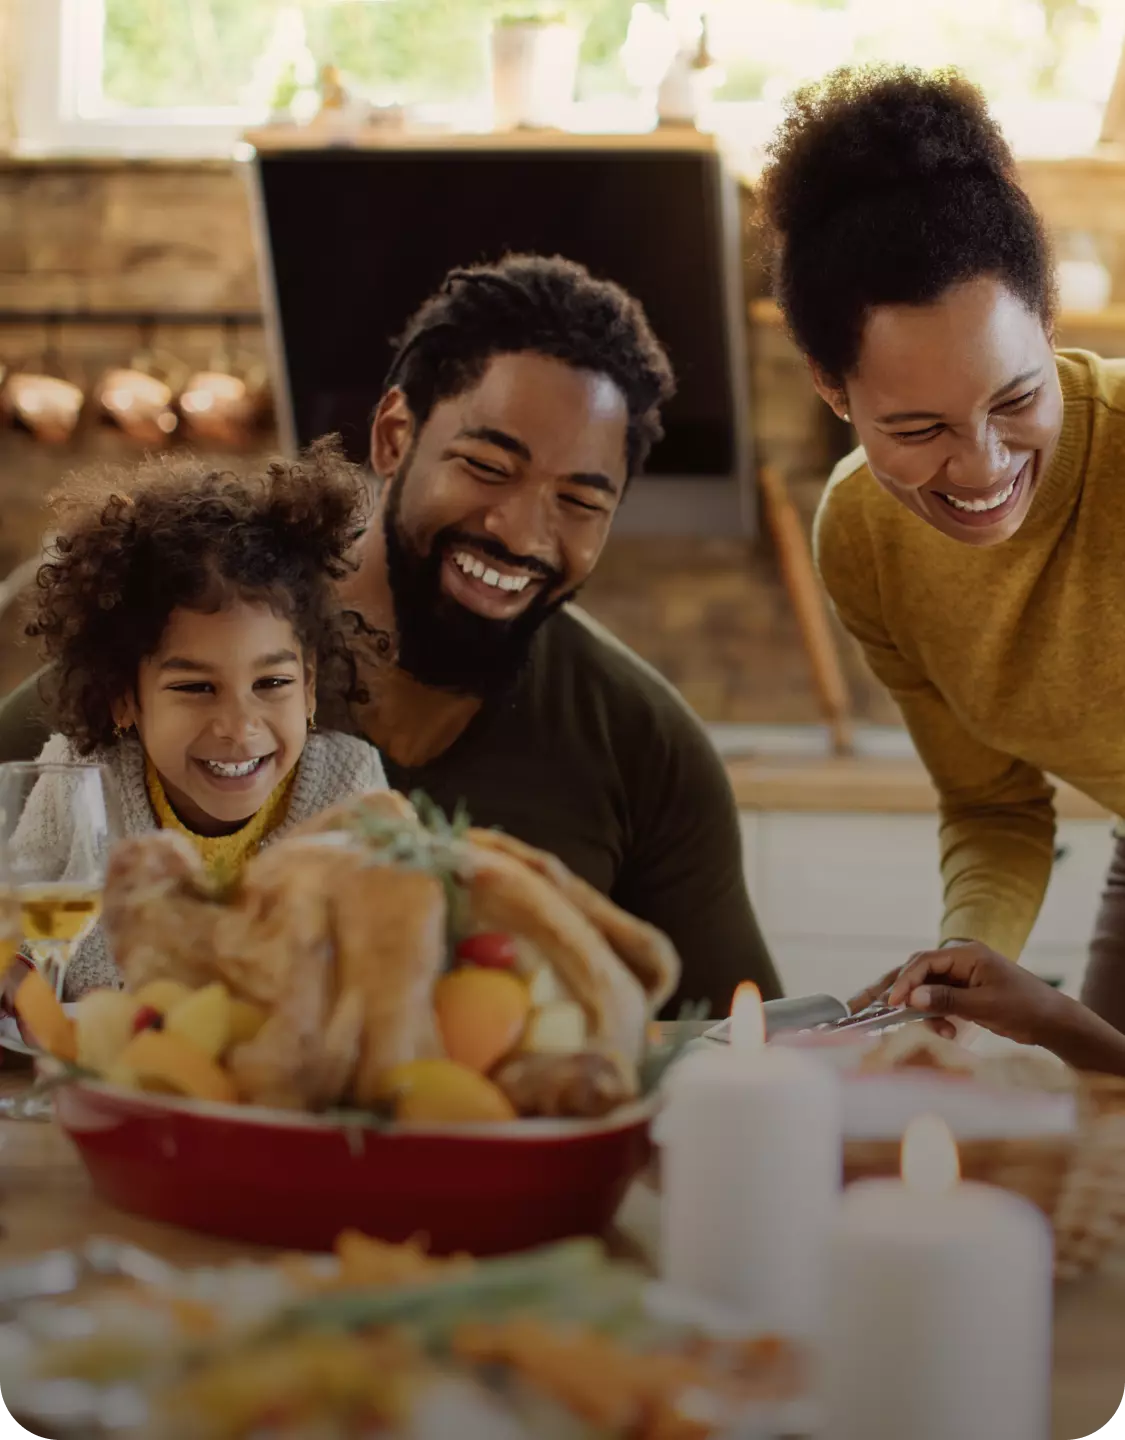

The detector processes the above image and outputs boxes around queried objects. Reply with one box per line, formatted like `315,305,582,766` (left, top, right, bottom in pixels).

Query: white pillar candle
822,1115,1053,1440
659,983,841,1337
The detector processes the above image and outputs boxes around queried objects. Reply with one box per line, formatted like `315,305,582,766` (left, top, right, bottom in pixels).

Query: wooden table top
0,1083,1121,1440
723,752,1113,822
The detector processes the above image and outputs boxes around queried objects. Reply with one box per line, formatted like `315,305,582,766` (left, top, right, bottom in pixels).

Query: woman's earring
842,410,852,423
113,723,129,740
308,713,317,732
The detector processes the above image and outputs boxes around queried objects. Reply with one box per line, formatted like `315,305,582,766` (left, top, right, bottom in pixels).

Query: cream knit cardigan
18,731,388,999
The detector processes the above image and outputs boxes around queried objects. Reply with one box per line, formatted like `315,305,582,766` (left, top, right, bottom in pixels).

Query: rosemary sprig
344,791,467,876
266,1238,638,1347
342,791,477,945
408,790,472,842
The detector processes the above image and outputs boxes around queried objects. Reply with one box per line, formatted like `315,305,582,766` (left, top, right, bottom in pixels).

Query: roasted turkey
101,792,681,1115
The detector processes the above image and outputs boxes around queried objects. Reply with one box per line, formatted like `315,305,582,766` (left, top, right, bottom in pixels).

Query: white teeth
201,757,267,778
942,477,1017,514
451,551,531,593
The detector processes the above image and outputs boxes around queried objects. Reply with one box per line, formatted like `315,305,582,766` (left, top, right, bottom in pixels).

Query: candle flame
901,1114,961,1194
729,982,765,1051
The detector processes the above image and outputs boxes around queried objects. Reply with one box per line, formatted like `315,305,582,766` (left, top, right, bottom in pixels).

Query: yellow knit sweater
145,758,294,882
814,349,1125,961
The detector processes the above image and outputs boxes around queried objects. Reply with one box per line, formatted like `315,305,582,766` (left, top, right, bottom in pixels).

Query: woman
760,64,1125,1054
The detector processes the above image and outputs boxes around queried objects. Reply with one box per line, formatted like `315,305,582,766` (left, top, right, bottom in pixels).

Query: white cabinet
740,810,1116,1002
763,937,924,1005
755,814,943,942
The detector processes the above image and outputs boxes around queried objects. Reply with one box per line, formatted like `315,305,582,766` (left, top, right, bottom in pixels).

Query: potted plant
490,9,582,130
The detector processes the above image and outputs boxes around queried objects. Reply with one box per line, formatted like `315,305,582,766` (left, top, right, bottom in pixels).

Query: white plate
0,1004,77,1058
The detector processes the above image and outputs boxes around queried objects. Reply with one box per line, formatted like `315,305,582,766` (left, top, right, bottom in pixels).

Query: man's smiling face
374,350,629,694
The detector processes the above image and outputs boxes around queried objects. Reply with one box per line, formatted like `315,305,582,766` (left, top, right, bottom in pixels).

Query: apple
521,1001,588,1055
164,983,233,1062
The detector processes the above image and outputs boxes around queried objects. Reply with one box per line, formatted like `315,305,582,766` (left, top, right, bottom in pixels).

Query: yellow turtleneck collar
144,757,295,880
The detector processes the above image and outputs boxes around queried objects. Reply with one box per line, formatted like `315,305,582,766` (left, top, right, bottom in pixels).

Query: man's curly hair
28,436,370,754
760,65,1055,382
383,253,676,479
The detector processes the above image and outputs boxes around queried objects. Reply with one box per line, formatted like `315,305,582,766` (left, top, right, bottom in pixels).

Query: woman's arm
815,499,1057,962
886,943,1125,1076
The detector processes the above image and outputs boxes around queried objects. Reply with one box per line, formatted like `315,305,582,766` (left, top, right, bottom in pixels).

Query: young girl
16,437,386,999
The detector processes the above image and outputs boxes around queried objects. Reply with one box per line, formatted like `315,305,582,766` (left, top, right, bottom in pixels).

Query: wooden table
0,1093,1121,1440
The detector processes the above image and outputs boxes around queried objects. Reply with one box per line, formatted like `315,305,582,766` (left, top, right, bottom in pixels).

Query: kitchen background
3,0,1125,1012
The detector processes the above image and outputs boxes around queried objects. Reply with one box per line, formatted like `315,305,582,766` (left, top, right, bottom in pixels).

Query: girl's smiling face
114,601,315,836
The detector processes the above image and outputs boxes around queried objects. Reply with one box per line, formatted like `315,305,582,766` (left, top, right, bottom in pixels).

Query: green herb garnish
268,1238,642,1347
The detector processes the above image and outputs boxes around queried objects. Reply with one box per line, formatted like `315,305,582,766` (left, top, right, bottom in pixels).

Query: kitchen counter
723,752,1112,822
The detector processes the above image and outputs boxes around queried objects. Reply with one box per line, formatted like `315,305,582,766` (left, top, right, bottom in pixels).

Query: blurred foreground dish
0,1232,809,1440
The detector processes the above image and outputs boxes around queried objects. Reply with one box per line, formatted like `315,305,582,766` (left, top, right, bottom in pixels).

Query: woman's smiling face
814,276,1064,547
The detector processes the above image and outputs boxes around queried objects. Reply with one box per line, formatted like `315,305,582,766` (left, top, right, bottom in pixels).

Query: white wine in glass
0,762,123,1001
19,884,103,947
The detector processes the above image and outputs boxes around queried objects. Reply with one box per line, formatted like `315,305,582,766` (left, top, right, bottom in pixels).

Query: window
96,1,637,112
15,0,1125,158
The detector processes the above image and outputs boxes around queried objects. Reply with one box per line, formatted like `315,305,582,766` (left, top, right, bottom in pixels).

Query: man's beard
382,471,576,697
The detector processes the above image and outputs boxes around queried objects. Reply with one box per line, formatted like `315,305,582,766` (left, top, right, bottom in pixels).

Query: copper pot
178,322,270,449
0,323,85,444
95,325,183,445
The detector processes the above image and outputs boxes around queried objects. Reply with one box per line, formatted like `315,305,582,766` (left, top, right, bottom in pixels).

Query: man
0,254,780,1015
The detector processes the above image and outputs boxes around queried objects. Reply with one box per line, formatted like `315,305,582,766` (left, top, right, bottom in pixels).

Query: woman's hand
855,942,1125,1075
849,943,1026,1042
881,942,1065,1048
848,953,966,1040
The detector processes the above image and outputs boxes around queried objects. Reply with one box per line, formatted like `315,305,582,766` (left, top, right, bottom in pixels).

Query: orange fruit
14,969,76,1063
372,1059,517,1123
433,967,530,1073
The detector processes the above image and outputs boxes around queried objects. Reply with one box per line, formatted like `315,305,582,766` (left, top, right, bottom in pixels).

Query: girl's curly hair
28,436,371,754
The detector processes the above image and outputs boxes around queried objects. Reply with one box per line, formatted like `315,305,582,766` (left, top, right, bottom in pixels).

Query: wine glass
0,762,124,1001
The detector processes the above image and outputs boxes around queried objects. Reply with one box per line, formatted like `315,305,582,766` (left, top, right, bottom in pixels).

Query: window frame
11,0,1125,161
14,0,253,158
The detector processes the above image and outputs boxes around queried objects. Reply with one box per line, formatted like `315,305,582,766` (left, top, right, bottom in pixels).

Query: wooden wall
0,148,1123,727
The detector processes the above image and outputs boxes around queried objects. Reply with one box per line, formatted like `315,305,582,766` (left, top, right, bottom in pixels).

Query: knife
703,993,927,1044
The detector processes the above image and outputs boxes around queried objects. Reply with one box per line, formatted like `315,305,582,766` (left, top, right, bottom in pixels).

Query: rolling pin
758,464,856,756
